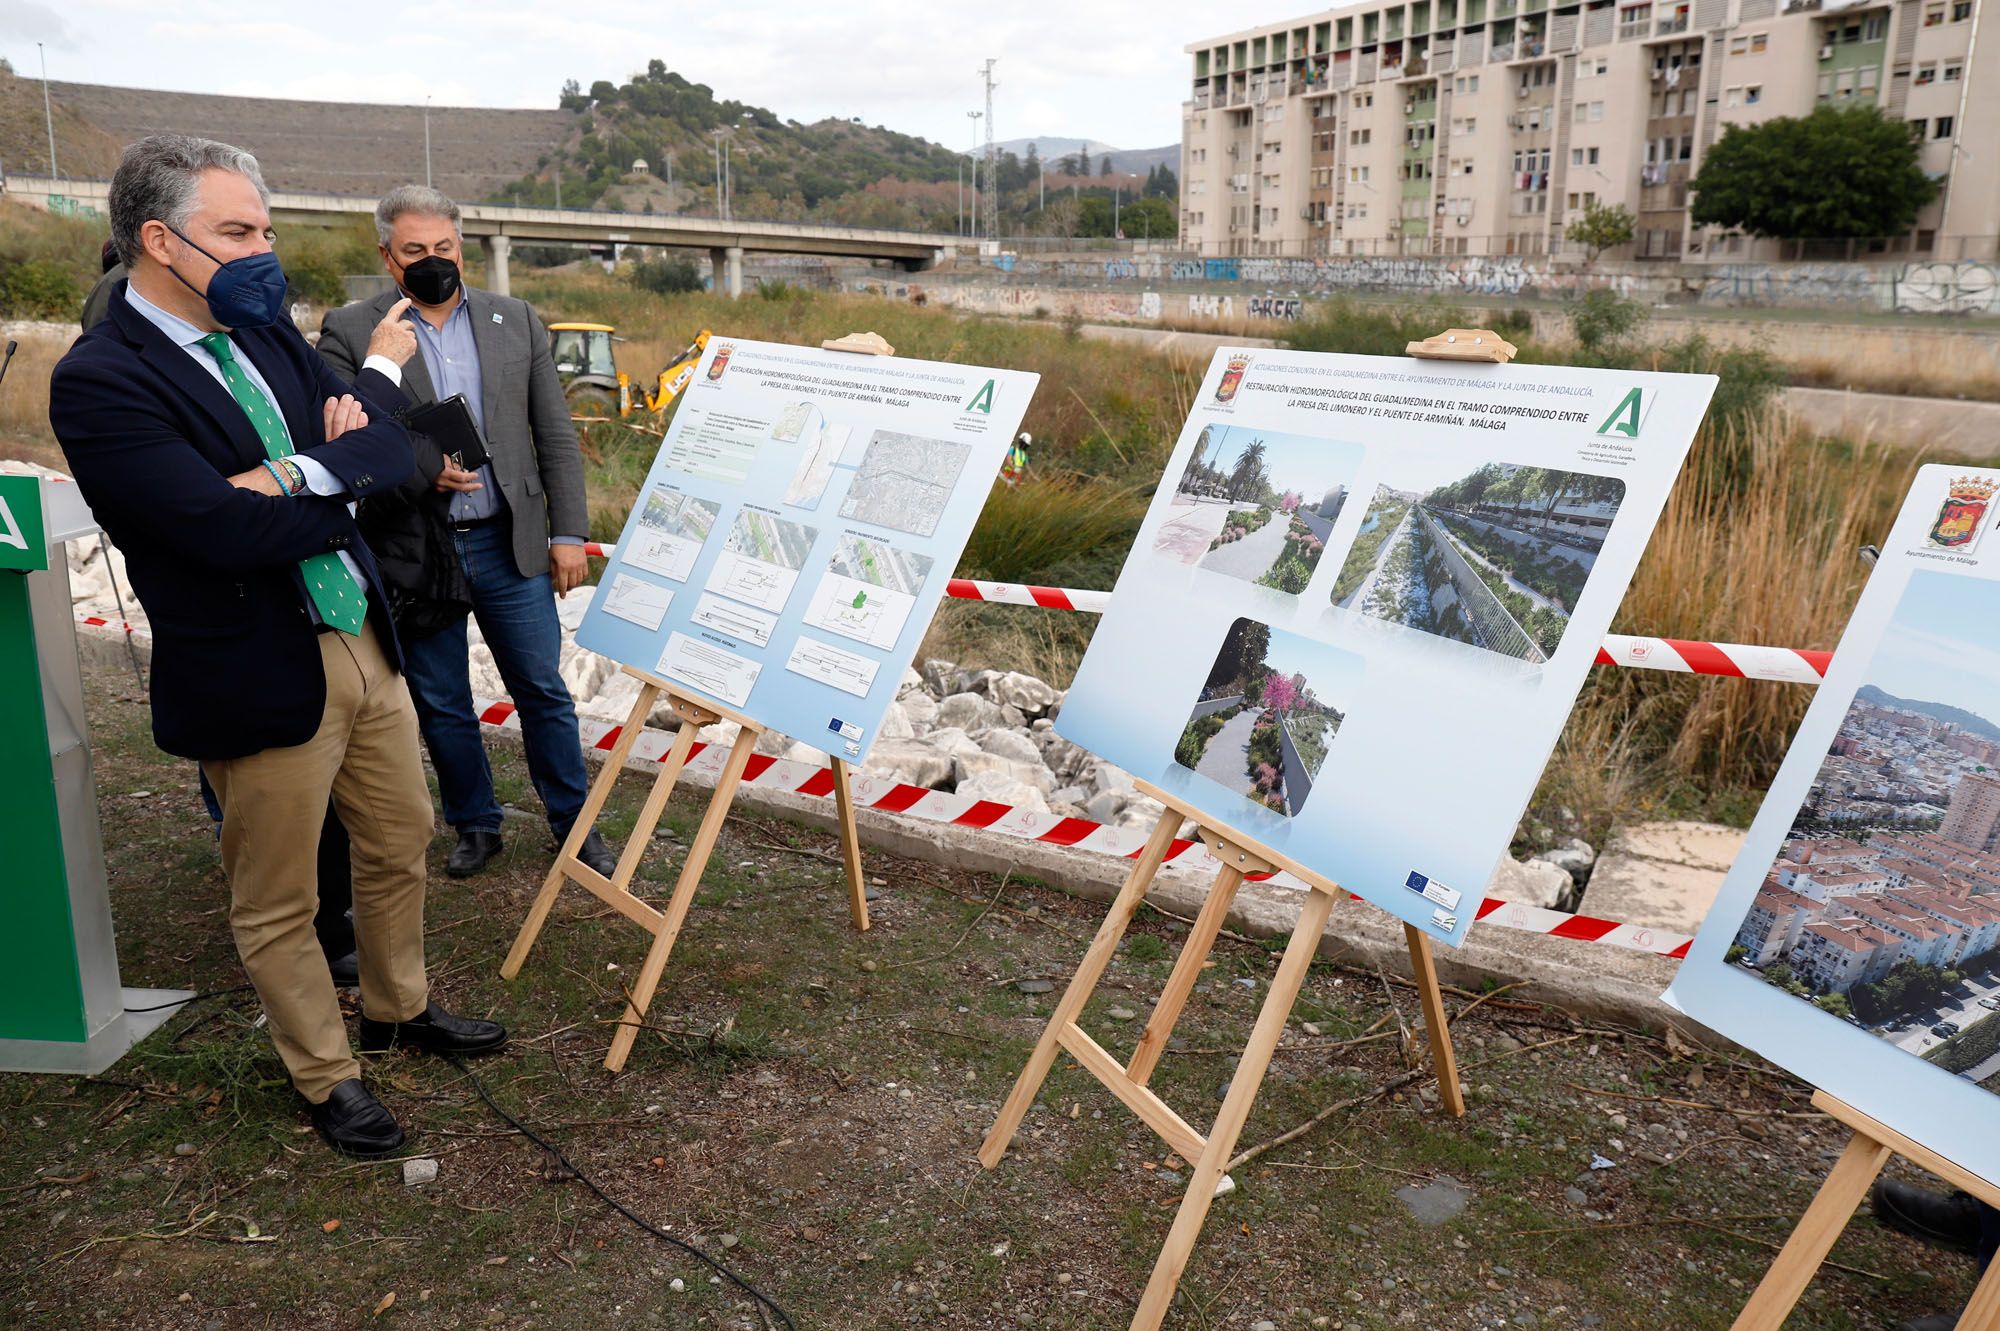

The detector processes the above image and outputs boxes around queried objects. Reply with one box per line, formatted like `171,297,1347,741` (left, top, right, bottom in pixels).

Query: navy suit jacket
50,281,415,761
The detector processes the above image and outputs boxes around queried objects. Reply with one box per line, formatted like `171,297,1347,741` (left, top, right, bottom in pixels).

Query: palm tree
1230,438,1269,502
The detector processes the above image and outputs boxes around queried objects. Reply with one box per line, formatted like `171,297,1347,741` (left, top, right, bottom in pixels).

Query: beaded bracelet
260,459,289,494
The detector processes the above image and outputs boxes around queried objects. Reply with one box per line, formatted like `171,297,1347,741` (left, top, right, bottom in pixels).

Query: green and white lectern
0,473,189,1073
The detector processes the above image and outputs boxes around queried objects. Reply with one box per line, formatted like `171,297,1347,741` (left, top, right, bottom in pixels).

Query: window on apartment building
1591,101,1605,122
1679,134,1693,160
1936,116,1955,138
1953,0,1973,19
1745,85,1762,104
1350,127,1372,145
1353,91,1374,108
1730,35,1746,53
1916,63,1938,84
1864,13,1888,37
1751,32,1768,51
1727,85,1742,106
1910,116,1929,135
1925,4,1946,22
1682,87,1700,114
1944,63,1963,80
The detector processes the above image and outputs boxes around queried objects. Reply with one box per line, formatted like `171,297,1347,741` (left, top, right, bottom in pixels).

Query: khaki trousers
202,621,433,1103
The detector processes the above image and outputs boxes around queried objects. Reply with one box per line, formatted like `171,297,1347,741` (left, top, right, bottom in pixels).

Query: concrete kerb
74,622,1694,1039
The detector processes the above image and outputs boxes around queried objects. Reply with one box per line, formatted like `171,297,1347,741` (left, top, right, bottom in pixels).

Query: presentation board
1057,346,1715,943
1667,465,2000,1189
576,338,1037,762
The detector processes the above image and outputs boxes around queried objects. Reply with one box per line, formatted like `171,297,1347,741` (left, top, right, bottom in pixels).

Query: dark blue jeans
402,521,589,841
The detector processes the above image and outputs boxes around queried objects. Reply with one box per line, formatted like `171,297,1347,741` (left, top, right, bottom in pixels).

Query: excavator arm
642,330,713,414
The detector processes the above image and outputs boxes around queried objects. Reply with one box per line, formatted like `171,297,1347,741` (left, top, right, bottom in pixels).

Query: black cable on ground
443,1053,799,1331
124,984,256,1013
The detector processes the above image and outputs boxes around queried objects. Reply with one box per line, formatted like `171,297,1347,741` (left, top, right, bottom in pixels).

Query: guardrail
1418,508,1546,663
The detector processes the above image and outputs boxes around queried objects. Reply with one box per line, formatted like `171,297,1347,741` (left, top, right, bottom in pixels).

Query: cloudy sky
2,0,1306,153
1866,567,2000,729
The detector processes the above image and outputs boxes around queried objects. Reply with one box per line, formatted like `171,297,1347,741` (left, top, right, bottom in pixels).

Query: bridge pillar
481,234,513,298
725,245,744,299
710,247,728,295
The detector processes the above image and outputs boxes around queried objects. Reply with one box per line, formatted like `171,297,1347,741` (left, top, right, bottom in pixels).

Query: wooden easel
500,669,871,1073
1733,1090,2000,1330
980,781,1464,1331
504,331,900,1072
981,328,1515,1331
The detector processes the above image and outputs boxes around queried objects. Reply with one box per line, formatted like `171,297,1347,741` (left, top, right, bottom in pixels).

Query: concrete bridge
5,176,951,298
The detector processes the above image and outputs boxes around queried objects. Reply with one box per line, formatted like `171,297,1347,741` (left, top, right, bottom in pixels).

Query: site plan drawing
575,338,1037,761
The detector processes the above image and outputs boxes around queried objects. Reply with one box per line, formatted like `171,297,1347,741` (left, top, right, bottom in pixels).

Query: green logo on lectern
0,475,47,572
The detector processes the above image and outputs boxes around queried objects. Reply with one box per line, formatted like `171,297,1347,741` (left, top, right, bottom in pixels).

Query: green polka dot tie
197,332,366,635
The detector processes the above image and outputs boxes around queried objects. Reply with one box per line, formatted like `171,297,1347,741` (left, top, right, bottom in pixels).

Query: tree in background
1567,200,1636,261
1691,104,1939,250
1099,155,1114,176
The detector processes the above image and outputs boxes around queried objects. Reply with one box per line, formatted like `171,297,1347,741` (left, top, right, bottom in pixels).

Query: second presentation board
1059,346,1716,943
576,337,1038,760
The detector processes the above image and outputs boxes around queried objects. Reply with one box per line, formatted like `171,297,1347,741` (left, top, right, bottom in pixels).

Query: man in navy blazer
49,134,505,1159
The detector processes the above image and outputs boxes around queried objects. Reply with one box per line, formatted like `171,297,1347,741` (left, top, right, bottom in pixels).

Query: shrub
0,259,83,320
631,255,706,294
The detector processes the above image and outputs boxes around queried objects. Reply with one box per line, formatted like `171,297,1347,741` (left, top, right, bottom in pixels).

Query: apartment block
1942,770,2000,852
1181,0,1995,259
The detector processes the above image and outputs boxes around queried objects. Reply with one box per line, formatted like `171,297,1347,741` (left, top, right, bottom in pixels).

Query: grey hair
375,184,462,246
109,134,271,267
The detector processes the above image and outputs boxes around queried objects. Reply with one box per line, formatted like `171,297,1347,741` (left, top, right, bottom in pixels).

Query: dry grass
1526,407,1934,839
1782,337,2000,403
0,329,73,468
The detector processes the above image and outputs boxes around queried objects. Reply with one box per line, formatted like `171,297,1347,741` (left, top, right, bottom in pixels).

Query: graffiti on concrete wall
1247,295,1304,320
921,251,1995,316
1892,262,1998,315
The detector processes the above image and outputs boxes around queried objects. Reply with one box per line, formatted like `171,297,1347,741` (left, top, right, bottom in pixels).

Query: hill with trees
510,61,1176,237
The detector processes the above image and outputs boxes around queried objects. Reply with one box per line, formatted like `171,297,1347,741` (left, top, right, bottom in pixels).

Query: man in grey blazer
318,185,615,880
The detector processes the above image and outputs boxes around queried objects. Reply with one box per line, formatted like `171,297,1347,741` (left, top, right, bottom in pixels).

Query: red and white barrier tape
1595,635,1830,684
579,545,1833,684
472,693,1694,960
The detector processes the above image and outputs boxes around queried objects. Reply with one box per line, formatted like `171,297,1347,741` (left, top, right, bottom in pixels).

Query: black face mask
397,254,462,306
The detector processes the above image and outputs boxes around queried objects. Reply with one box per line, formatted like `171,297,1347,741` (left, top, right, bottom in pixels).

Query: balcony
1656,15,1690,32
1491,42,1517,60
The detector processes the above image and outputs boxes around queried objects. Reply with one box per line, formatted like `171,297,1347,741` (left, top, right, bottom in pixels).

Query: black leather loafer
575,829,618,878
446,829,504,878
308,1078,405,1158
359,1000,507,1057
1872,1176,1985,1254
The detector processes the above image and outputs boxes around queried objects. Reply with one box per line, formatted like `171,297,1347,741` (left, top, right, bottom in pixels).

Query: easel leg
1127,866,1246,1088
1730,1129,1895,1331
979,806,1183,1168
604,725,759,1074
1404,924,1466,1118
501,680,661,980
607,719,702,888
830,758,871,932
1131,886,1339,1331
1956,1254,2000,1331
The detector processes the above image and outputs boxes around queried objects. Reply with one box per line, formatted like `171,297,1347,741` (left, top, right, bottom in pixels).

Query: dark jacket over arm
319,288,591,579
49,284,414,760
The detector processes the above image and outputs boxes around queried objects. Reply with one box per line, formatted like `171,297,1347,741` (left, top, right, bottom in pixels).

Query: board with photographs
1058,345,1716,943
1668,466,2000,1191
575,338,1037,759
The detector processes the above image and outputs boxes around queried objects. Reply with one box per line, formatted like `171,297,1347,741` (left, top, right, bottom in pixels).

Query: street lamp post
711,129,724,220
38,43,57,180
423,95,432,189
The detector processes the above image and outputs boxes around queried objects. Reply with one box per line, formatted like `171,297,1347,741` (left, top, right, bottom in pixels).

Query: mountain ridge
1857,684,2000,742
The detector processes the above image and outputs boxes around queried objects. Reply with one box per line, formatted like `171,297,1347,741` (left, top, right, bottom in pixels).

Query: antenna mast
979,59,1000,244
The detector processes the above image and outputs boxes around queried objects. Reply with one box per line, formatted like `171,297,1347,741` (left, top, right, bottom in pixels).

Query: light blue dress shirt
123,283,399,593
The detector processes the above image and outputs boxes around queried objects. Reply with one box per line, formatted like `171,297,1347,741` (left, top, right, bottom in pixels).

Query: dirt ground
0,663,1975,1330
